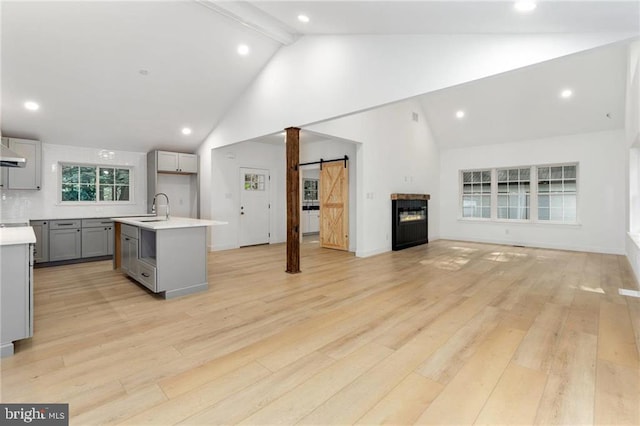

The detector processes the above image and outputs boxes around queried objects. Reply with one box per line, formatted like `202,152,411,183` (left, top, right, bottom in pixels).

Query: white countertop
112,216,227,230
0,227,36,246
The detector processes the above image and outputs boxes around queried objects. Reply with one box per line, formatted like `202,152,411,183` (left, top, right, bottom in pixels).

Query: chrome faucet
152,193,170,220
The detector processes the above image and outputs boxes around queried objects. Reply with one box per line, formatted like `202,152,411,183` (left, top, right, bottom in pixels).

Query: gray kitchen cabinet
30,220,49,263
156,151,198,173
120,224,139,279
114,220,208,299
49,220,81,261
1,138,42,190
0,242,33,357
147,150,200,218
81,219,114,258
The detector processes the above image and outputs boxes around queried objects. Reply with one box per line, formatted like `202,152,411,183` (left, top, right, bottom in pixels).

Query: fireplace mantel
390,193,431,200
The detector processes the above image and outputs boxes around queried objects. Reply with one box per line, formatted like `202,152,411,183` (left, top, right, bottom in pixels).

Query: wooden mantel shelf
390,193,431,200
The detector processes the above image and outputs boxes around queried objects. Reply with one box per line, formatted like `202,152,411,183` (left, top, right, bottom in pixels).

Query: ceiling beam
195,0,297,45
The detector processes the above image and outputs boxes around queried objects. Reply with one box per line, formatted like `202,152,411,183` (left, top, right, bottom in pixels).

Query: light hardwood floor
1,239,639,425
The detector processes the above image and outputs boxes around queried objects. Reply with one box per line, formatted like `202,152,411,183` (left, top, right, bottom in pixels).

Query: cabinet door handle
77,229,80,232
141,272,150,278
58,222,74,226
125,237,130,241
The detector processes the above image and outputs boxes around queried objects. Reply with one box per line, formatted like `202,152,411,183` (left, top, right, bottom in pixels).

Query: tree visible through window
61,164,131,202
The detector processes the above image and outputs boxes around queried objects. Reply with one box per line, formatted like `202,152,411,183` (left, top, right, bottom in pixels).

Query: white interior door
239,167,270,247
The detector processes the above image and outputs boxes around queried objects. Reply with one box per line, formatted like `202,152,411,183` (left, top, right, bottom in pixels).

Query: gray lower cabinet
81,219,114,258
121,224,139,279
49,220,82,261
30,220,49,263
0,243,33,357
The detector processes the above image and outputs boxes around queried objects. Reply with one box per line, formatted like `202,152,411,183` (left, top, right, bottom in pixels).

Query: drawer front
137,261,157,292
82,218,114,228
49,219,81,230
121,224,139,239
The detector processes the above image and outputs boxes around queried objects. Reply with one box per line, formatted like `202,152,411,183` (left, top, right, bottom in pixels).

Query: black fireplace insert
391,194,429,251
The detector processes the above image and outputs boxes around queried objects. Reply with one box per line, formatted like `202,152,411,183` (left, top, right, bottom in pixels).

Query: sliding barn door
320,161,349,251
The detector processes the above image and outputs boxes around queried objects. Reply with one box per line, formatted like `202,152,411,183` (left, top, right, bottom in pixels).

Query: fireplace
391,193,430,251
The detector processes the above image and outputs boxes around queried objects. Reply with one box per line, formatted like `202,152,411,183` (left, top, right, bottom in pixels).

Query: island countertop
0,227,36,246
111,216,227,230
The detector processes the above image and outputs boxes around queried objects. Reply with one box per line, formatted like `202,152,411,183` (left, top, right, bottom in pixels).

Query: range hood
0,145,27,168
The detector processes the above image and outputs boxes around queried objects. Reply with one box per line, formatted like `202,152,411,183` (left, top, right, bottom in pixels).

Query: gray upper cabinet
49,220,82,261
30,220,49,263
1,138,42,190
156,151,198,174
147,150,200,217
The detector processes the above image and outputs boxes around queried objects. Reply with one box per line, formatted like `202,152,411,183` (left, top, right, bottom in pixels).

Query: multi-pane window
303,179,318,201
462,170,491,219
537,165,577,222
460,163,577,223
497,168,530,220
61,164,132,202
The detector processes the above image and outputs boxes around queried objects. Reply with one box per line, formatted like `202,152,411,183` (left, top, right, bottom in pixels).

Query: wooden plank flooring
1,239,640,425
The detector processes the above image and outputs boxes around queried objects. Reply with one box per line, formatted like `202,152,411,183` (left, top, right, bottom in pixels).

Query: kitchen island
111,216,224,299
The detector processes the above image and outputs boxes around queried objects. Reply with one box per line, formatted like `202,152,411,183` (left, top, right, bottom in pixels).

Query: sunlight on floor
420,256,470,271
483,251,529,263
569,285,606,294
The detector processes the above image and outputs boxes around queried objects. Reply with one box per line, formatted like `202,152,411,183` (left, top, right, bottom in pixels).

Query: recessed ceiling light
237,44,250,56
514,1,537,13
298,14,310,23
24,101,40,111
560,89,573,99
455,110,465,119
181,127,192,135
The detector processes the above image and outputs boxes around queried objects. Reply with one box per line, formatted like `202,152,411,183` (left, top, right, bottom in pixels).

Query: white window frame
535,163,579,224
58,162,135,205
458,162,579,225
459,169,492,220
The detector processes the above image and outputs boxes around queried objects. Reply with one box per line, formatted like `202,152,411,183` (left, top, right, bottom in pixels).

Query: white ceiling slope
253,1,640,35
1,0,281,152
1,1,639,154
419,42,631,149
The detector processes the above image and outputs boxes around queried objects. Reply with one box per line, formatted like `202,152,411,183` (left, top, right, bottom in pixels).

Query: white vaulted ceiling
1,1,639,153
418,42,630,149
1,1,281,152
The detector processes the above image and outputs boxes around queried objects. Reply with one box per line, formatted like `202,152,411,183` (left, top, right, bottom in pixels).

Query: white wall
0,143,146,220
155,174,197,218
300,138,358,252
209,141,285,251
440,130,626,254
197,33,633,223
625,40,640,287
308,99,440,257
